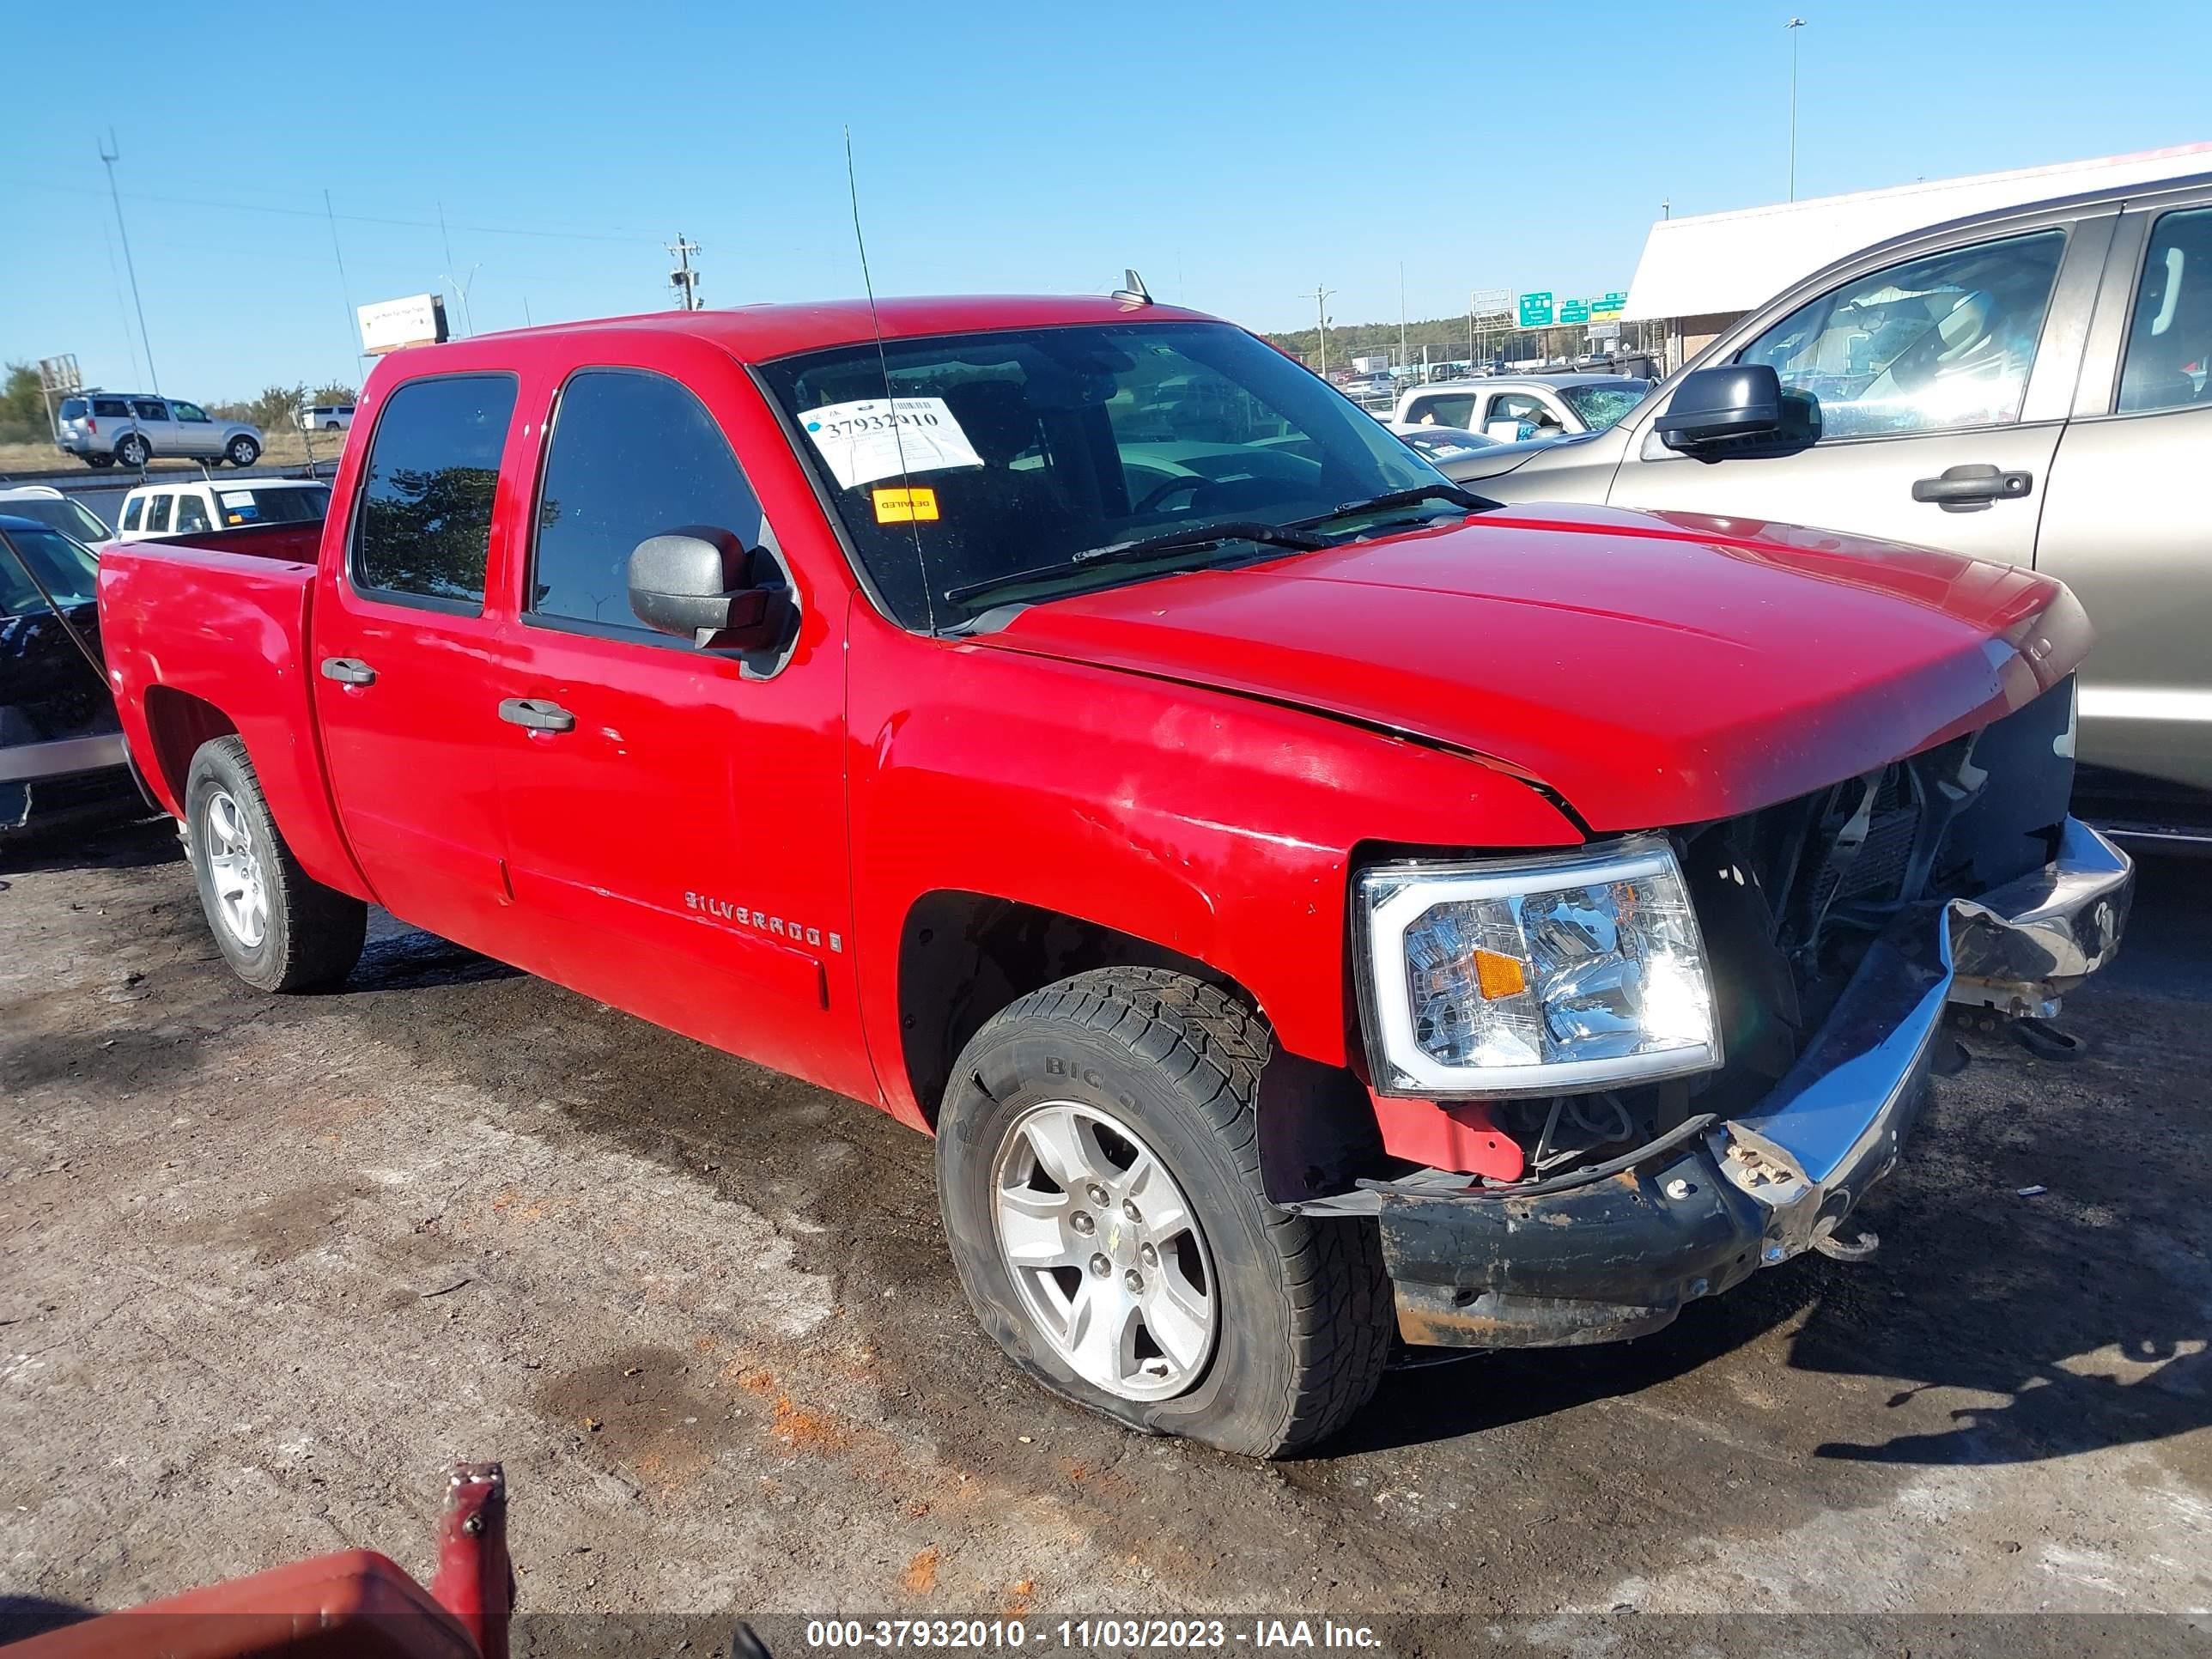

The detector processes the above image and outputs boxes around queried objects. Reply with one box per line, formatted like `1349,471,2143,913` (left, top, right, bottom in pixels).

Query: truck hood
975,503,2087,832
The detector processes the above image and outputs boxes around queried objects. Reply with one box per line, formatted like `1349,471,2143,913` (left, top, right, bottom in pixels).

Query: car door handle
319,656,376,686
498,697,576,733
1911,463,2033,510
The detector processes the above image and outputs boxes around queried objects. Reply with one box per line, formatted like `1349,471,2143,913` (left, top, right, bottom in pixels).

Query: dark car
0,516,136,836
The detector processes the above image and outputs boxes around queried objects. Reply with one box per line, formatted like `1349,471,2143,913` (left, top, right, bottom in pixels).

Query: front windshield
760,321,1447,628
0,495,110,541
0,526,100,614
1558,383,1650,431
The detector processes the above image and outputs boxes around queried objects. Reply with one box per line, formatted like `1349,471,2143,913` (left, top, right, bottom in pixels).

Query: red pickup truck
97,295,2132,1456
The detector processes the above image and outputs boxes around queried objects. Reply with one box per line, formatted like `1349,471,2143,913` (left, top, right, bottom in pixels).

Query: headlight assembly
1356,836,1721,1097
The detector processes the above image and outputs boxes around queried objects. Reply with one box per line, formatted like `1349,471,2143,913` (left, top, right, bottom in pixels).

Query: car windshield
0,525,100,614
214,485,331,526
1557,383,1650,431
0,495,110,541
759,320,1449,628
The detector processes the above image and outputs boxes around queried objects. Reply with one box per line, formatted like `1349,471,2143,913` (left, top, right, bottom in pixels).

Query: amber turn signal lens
1471,947,1528,1001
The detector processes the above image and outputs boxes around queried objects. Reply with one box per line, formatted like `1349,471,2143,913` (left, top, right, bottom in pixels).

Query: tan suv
1447,169,2212,819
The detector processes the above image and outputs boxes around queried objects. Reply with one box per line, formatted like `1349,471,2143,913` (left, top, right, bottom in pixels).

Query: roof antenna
845,125,937,635
1111,268,1153,309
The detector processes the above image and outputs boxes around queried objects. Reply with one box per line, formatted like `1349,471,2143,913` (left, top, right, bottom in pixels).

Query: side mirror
1651,365,1820,458
628,526,792,653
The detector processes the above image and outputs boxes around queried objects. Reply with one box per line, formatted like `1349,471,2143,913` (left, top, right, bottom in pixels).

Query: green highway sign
1516,291,1553,328
1589,290,1628,320
1559,299,1592,325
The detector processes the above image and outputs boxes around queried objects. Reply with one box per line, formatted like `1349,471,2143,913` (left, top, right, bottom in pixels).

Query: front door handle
1911,463,2033,511
498,697,576,734
319,656,376,686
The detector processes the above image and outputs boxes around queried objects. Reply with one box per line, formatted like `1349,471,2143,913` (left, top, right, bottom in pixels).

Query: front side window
146,494,173,532
0,527,99,613
530,369,766,635
1407,392,1478,427
131,400,169,422
2118,207,2212,415
1736,230,2067,439
760,321,1446,629
351,374,517,610
122,496,144,531
172,402,210,423
173,495,213,532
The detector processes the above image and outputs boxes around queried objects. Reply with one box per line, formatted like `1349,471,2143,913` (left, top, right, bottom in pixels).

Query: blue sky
3,0,2206,399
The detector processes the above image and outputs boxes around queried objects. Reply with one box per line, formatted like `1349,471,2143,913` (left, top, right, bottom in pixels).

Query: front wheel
937,968,1392,1457
227,434,261,467
185,735,366,992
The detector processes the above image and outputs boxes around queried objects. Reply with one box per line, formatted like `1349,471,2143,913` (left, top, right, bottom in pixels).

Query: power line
3,174,661,246
97,131,159,394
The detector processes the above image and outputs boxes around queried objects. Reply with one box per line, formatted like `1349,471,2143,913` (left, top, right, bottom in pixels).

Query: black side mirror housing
628,526,793,653
1652,365,1820,459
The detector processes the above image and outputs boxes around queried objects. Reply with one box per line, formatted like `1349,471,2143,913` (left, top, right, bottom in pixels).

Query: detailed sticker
872,485,939,524
798,397,982,490
219,490,254,507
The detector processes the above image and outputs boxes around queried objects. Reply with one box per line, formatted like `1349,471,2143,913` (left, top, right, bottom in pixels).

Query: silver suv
1444,168,2212,811
55,393,264,470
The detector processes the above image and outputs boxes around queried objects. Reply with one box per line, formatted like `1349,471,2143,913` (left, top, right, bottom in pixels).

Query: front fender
845,615,1583,1123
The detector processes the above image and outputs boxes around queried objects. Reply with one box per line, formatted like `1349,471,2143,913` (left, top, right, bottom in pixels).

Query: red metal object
1367,1089,1525,1182
92,294,2094,1142
3,1464,509,1659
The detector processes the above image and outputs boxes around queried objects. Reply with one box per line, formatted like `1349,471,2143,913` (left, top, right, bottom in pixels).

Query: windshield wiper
942,521,1326,610
1290,483,1498,531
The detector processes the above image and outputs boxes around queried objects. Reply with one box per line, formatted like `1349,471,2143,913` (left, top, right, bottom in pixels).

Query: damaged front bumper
1370,816,2134,1351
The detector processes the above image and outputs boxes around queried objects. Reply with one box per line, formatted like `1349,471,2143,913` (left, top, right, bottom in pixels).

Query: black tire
115,434,149,468
227,435,261,468
85,454,114,469
185,735,366,993
937,967,1392,1457
324,422,341,432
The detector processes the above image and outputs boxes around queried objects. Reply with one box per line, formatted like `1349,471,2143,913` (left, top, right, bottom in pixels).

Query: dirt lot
0,429,345,477
3,819,2208,1653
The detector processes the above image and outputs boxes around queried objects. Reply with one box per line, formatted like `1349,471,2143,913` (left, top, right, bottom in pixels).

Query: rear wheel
85,454,113,469
185,736,366,993
227,434,261,467
115,434,150,468
937,967,1392,1457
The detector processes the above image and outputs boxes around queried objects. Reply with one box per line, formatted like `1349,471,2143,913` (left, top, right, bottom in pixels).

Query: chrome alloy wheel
990,1100,1218,1401
203,789,269,948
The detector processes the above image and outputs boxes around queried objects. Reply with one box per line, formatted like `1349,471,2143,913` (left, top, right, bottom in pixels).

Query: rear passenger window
147,495,173,532
352,374,517,611
122,497,144,531
2118,207,2212,415
173,495,212,532
528,369,766,635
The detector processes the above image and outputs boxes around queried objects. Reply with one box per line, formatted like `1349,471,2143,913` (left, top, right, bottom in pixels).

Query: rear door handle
498,697,576,734
1911,463,2033,510
319,656,376,686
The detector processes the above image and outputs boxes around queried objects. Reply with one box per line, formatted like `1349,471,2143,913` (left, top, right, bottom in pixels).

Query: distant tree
307,381,359,406
0,362,51,440
246,383,309,433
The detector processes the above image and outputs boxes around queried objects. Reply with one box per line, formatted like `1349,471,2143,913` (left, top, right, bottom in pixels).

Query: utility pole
97,131,158,394
667,234,703,311
1308,284,1335,377
1398,263,1408,376
1662,196,1672,220
441,264,481,337
324,189,361,381
1785,17,1807,202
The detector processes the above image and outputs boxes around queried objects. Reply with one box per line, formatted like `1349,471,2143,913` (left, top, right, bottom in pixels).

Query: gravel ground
2,819,2207,1654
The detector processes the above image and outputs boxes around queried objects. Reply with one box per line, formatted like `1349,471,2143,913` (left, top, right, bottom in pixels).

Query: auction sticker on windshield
800,397,984,490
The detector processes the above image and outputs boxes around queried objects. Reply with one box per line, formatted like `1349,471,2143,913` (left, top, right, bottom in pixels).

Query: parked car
0,485,112,542
1394,373,1653,443
55,393,263,470
95,294,2130,1456
117,477,332,543
1447,168,2212,811
0,515,133,836
301,403,358,432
